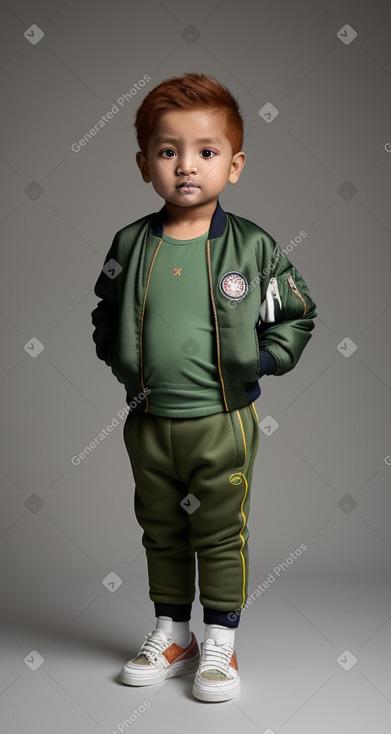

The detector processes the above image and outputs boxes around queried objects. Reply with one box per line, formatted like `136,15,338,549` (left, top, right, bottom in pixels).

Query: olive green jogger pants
123,402,260,612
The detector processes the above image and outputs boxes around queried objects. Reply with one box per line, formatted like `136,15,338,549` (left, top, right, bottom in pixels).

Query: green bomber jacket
91,199,317,412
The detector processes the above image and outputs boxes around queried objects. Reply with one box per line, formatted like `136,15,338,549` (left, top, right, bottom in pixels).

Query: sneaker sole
192,678,240,702
120,654,200,686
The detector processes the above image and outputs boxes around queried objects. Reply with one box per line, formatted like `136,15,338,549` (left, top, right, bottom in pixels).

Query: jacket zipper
206,239,229,411
286,273,307,316
139,239,163,410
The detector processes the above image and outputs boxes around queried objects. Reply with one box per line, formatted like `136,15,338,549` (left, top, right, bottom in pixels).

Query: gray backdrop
1,0,390,732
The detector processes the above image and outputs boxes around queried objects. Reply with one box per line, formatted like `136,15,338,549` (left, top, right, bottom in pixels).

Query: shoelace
138,631,172,664
198,639,234,675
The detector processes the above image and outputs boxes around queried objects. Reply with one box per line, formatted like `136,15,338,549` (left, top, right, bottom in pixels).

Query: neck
164,199,217,230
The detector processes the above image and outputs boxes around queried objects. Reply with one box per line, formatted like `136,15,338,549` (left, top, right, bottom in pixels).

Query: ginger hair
133,72,244,155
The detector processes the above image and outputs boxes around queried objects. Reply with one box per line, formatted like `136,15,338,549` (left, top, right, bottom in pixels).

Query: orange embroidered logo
173,268,182,276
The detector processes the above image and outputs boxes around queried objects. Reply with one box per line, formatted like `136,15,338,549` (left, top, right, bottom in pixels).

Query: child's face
136,108,245,211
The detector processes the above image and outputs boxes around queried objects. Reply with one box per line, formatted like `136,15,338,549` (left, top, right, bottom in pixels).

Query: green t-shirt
142,230,225,417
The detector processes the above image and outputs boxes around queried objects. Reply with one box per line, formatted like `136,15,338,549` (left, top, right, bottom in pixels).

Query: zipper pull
285,272,307,316
286,273,297,291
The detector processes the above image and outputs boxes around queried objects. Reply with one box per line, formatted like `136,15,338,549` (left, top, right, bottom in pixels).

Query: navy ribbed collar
149,199,227,240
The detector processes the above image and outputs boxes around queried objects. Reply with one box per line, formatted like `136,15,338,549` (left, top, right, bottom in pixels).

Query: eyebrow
153,136,223,145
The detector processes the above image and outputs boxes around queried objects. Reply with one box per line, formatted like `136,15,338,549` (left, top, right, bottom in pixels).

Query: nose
176,153,197,175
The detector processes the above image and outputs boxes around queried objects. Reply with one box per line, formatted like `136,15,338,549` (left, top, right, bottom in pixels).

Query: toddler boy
91,73,317,702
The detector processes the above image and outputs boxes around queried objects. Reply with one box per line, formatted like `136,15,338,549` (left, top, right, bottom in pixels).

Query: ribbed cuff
203,607,241,628
154,602,192,621
259,349,278,376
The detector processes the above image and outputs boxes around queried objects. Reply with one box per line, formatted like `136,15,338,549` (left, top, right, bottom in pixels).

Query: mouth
177,182,199,189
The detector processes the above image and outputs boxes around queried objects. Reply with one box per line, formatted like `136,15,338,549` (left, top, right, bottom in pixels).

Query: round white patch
219,271,248,301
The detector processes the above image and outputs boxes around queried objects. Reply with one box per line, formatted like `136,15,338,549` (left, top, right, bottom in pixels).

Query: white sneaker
192,637,240,702
120,628,200,686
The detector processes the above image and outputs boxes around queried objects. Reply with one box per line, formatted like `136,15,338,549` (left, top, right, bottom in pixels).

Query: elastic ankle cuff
203,607,241,628
154,602,192,621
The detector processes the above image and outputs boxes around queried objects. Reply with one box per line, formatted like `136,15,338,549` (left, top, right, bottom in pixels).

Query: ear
228,151,246,184
136,151,152,183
